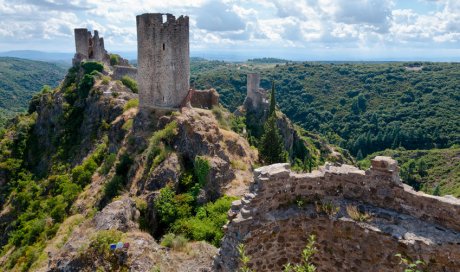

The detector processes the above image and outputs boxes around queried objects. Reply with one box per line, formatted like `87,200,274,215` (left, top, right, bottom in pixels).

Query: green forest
190,60,460,159
0,57,67,126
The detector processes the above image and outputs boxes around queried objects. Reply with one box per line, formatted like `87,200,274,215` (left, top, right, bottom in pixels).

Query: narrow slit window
163,43,165,51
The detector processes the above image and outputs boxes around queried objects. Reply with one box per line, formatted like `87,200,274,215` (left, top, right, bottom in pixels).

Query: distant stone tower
73,28,109,65
137,13,190,109
244,73,268,110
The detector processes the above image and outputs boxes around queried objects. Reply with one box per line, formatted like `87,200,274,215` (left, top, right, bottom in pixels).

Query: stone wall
73,29,110,65
215,157,460,271
190,89,219,109
112,65,138,81
137,13,190,110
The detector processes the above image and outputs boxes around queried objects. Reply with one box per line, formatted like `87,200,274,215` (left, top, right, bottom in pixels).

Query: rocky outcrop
93,198,140,232
215,157,460,271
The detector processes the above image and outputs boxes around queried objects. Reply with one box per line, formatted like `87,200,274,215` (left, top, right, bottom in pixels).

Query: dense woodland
191,60,460,159
0,57,66,126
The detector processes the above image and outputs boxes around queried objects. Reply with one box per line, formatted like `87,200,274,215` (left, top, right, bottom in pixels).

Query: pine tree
259,116,285,164
259,82,286,164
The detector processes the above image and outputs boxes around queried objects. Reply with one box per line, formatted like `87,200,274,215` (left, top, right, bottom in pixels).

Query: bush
146,121,178,172
194,156,211,187
78,74,95,99
90,229,123,257
81,61,104,74
123,98,139,112
109,54,120,66
160,233,188,250
100,153,116,175
121,76,138,93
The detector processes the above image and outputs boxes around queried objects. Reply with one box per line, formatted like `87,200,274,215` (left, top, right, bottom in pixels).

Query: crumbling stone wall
73,29,109,65
190,89,219,109
136,13,190,110
112,66,138,81
244,73,268,111
215,157,460,271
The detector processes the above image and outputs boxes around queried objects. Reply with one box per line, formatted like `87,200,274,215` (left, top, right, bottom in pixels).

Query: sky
0,0,459,61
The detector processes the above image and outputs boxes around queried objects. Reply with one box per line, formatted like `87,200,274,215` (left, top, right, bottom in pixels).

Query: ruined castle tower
136,13,190,109
244,73,268,110
73,29,109,65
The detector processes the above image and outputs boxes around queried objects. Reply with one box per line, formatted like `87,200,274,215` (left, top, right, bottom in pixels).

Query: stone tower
73,28,109,65
244,73,267,110
137,13,190,109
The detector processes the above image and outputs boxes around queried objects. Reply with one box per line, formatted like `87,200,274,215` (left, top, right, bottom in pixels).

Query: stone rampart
215,157,460,271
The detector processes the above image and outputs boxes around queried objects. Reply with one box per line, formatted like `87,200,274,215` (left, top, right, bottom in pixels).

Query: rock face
215,157,460,271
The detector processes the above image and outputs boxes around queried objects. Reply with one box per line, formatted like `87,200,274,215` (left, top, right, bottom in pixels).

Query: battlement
215,157,460,271
136,13,190,110
73,28,109,65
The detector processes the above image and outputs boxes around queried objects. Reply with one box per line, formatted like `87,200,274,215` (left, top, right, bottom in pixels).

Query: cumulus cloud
0,0,458,59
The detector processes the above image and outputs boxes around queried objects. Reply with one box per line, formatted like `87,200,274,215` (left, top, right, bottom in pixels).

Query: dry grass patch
346,204,372,222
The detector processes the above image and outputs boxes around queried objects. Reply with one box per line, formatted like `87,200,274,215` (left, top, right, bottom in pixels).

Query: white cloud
0,0,458,59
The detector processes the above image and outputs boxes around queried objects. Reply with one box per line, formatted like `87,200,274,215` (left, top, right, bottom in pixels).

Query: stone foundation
215,157,460,271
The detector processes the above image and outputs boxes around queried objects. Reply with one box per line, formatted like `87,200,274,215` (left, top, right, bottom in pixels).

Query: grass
160,233,188,251
121,76,138,93
123,98,139,112
346,205,372,222
315,201,339,217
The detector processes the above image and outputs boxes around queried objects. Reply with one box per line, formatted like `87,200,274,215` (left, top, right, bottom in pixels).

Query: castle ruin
244,73,268,110
136,13,190,110
73,29,110,65
215,157,460,271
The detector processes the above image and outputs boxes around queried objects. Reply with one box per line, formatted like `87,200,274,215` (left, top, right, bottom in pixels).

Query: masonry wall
112,66,138,81
137,13,190,109
215,157,460,271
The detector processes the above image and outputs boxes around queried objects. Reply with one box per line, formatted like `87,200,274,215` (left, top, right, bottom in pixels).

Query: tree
270,81,276,116
259,116,286,164
260,82,286,164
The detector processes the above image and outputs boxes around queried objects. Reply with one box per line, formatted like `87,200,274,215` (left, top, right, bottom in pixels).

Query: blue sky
0,0,459,61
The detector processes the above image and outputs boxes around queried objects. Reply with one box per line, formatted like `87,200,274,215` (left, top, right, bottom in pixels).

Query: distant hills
0,57,67,127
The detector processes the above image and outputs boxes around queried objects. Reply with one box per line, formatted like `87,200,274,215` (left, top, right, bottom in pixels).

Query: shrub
100,153,116,175
78,74,95,99
346,205,372,222
123,98,139,112
121,76,138,93
146,121,178,172
238,244,254,272
90,229,123,257
160,233,188,250
109,54,120,66
283,235,317,272
101,76,111,85
395,253,425,272
194,156,211,187
81,61,104,74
